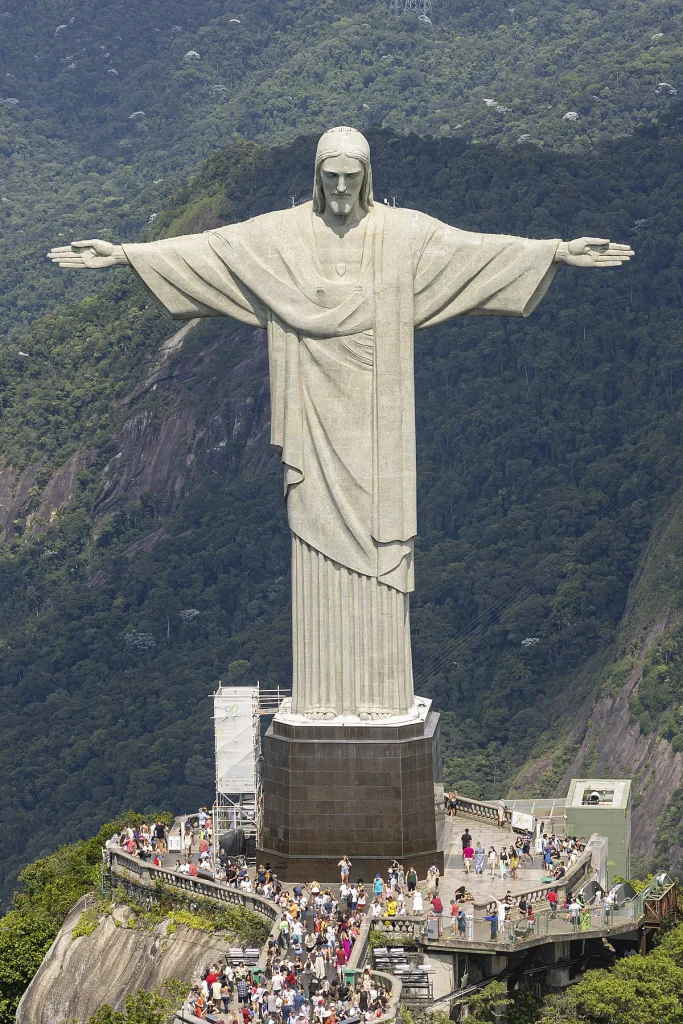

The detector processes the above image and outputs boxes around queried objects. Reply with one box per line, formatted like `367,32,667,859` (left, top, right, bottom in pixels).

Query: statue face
319,155,365,217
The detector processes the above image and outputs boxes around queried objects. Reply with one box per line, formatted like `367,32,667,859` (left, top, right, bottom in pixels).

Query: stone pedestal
257,698,445,881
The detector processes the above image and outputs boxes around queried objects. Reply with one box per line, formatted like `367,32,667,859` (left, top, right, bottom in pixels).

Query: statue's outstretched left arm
554,237,634,267
47,239,129,268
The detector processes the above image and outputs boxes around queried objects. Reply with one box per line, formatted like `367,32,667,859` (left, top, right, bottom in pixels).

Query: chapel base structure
257,699,446,881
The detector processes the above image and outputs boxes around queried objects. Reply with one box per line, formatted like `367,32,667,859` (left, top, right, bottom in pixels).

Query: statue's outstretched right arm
47,239,130,268
48,232,267,327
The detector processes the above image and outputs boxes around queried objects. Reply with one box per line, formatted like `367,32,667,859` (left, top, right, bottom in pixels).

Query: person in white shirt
568,900,582,928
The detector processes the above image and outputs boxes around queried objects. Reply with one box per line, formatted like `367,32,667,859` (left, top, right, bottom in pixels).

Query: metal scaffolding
212,682,289,855
390,0,432,17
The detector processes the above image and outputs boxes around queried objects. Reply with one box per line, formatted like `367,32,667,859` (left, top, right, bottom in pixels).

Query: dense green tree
539,926,683,1023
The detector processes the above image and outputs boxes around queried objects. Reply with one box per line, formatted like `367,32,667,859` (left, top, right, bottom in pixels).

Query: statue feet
300,707,400,721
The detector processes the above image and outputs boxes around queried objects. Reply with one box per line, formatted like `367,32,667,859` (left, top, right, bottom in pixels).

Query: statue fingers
595,252,632,262
70,238,106,248
582,236,610,246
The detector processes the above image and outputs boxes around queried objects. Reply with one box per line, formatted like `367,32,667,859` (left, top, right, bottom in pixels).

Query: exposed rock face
95,407,198,516
514,615,683,868
513,485,683,874
27,450,92,535
555,618,682,863
0,318,276,544
0,450,93,540
0,460,41,539
92,321,273,517
17,901,228,1024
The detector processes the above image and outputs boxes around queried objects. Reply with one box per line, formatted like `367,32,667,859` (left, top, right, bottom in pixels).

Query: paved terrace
442,811,551,902
370,802,666,957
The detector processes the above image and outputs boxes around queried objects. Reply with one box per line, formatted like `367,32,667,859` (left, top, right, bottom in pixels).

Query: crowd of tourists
187,954,389,1022
454,824,536,881
111,806,599,986
111,820,169,860
453,825,587,882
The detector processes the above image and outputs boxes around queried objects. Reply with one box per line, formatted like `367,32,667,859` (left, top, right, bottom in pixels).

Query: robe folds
124,203,559,716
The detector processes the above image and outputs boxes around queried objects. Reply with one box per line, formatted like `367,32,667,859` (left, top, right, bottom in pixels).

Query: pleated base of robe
291,534,413,718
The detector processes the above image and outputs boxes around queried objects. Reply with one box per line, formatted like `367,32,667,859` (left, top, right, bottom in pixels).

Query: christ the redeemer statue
49,127,633,721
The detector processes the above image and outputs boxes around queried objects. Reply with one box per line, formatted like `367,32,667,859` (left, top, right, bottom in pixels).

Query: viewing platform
105,800,676,979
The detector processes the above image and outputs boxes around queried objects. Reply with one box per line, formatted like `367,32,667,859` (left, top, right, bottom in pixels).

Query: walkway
442,815,550,903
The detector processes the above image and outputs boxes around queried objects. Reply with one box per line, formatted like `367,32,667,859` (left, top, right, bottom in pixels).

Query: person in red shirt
335,946,347,978
463,844,475,874
188,861,199,877
241,1006,252,1024
430,894,443,916
547,888,558,918
205,969,219,989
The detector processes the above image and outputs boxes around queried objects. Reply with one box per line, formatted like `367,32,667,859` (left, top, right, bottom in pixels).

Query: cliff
16,899,226,1024
513,493,683,874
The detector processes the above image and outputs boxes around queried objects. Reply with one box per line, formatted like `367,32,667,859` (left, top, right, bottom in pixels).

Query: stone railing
348,914,373,971
451,796,513,826
107,847,280,923
369,915,424,942
373,969,402,1022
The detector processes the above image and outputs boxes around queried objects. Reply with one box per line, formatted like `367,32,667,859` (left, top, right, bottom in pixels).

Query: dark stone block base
257,707,446,882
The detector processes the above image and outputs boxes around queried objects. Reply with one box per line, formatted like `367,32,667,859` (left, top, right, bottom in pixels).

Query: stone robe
123,203,559,717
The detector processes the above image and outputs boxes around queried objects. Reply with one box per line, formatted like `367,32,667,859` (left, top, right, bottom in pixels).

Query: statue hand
556,237,634,267
47,238,128,268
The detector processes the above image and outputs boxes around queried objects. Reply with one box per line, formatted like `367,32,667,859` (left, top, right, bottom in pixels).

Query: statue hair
312,128,374,213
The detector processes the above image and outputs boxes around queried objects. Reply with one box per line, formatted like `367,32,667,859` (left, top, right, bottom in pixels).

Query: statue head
312,126,374,217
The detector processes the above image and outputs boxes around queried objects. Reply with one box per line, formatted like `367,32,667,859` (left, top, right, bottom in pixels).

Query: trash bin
427,917,441,941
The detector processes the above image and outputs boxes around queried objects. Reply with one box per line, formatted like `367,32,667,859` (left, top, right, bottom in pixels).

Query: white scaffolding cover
214,686,257,795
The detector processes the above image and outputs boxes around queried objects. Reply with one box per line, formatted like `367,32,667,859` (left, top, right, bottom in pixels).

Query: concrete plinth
257,700,445,881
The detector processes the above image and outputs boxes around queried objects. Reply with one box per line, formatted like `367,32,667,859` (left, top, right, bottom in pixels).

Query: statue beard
328,195,355,217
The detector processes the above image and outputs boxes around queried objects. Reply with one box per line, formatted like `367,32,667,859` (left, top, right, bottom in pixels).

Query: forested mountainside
1,0,683,340
2,125,683,899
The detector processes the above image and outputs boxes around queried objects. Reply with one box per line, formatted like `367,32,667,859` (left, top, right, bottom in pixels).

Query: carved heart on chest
335,262,346,277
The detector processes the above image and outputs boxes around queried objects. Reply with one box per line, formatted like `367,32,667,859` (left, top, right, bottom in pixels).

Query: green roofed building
565,779,632,883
